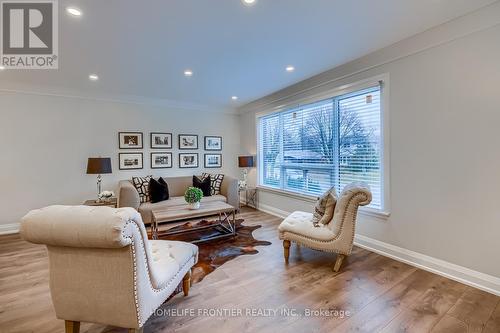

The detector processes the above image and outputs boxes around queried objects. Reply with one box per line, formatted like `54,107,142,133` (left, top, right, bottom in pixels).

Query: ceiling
0,0,496,111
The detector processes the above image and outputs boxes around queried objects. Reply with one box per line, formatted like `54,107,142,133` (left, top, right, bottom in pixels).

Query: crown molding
0,83,238,115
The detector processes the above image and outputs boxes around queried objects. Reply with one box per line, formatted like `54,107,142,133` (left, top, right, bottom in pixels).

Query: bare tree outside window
259,87,382,208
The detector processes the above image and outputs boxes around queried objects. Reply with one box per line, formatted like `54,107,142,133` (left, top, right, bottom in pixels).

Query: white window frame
256,74,391,218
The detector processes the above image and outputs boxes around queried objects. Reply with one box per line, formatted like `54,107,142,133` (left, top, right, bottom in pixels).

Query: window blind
258,84,382,210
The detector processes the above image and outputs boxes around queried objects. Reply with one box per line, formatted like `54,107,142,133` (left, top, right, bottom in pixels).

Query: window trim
256,74,391,217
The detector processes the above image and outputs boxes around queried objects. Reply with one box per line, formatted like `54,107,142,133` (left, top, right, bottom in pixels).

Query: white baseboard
354,234,500,296
256,203,289,219
257,205,500,296
0,223,20,235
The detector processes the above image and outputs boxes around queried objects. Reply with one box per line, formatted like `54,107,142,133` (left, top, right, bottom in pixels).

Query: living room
1,1,500,332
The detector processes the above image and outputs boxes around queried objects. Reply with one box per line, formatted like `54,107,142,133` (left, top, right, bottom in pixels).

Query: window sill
256,185,390,220
257,185,317,203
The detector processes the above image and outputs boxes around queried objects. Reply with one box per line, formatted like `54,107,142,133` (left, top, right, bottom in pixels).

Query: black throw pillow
193,175,211,197
149,177,169,203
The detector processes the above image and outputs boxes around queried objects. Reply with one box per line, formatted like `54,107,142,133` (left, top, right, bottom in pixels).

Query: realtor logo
1,0,58,69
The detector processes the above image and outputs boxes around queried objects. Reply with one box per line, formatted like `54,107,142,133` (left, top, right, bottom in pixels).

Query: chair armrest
118,180,140,209
220,175,240,210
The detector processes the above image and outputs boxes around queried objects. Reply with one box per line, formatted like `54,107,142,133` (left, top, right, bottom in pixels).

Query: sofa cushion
193,176,211,197
202,173,224,195
278,211,336,241
312,187,337,226
149,177,170,203
149,240,198,289
138,194,227,224
132,176,152,203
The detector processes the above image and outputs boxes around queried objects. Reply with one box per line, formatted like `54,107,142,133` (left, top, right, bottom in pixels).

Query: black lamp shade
87,157,112,174
238,156,254,168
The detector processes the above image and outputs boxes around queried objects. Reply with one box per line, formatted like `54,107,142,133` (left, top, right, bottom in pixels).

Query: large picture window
258,84,383,210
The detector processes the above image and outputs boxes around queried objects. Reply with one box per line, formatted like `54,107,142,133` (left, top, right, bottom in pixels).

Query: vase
189,201,200,210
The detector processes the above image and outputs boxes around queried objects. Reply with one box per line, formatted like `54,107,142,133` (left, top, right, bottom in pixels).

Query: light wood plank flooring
1,208,499,333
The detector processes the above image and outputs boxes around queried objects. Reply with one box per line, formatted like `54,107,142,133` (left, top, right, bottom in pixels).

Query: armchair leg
283,240,291,264
128,328,144,333
65,321,80,333
333,254,346,272
183,270,191,296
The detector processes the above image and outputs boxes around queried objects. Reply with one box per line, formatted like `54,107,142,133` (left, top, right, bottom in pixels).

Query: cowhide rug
158,218,271,284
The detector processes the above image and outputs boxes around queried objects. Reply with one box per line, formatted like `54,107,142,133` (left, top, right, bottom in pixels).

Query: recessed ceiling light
184,69,193,77
242,0,257,5
231,96,238,100
0,65,5,70
286,65,295,72
88,74,99,81
66,7,82,16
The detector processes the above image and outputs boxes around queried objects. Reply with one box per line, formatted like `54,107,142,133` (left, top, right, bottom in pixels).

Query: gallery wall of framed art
178,134,198,150
151,152,173,169
117,131,223,172
119,132,143,149
150,133,172,149
179,153,199,168
204,154,222,168
204,136,222,151
119,152,143,170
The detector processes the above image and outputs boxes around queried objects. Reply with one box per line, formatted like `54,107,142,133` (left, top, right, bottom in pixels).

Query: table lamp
238,155,254,188
86,157,112,202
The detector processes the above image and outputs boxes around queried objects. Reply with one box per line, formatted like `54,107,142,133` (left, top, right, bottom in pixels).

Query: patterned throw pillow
201,173,224,195
132,175,152,203
312,187,337,227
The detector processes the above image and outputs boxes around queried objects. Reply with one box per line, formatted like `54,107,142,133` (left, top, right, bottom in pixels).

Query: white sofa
20,205,198,333
118,175,240,225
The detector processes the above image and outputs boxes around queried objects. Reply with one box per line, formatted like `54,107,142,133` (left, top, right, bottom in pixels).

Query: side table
240,187,257,208
83,198,117,208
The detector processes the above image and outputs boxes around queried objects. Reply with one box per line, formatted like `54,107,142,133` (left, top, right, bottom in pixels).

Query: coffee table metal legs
217,210,236,237
151,216,159,240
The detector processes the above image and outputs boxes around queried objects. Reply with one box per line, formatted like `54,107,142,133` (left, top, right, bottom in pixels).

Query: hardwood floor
1,208,499,333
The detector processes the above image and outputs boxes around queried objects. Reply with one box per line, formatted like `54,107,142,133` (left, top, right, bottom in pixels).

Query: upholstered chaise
278,183,372,272
20,205,198,333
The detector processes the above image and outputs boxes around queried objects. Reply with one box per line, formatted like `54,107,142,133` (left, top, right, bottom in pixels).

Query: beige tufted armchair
20,205,198,333
278,183,372,272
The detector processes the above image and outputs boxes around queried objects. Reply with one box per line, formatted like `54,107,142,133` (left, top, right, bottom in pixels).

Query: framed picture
151,152,172,169
119,153,143,170
179,153,199,168
204,136,222,151
178,134,198,150
204,154,222,168
150,132,172,149
119,132,143,149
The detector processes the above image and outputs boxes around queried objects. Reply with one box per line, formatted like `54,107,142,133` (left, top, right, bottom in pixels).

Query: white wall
238,3,500,280
0,93,240,229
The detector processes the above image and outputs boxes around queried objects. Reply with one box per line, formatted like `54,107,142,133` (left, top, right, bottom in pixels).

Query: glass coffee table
150,201,236,243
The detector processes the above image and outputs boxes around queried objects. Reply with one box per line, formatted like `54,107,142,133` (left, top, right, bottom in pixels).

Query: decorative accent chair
20,205,198,333
278,183,372,272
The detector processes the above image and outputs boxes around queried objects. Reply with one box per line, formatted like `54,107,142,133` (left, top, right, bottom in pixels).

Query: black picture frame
204,136,222,151
118,132,143,149
151,152,173,169
150,132,172,149
204,154,222,168
119,153,143,170
179,153,199,168
178,134,198,150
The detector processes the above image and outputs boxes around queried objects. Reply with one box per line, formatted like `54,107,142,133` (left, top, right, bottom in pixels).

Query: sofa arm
221,175,240,210
118,180,140,209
